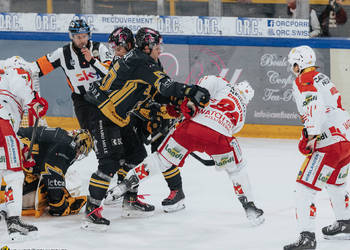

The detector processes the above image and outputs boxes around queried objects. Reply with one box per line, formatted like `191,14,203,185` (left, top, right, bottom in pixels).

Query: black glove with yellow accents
183,84,210,108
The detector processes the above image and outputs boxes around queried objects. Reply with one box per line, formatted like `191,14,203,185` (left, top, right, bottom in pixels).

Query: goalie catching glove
28,91,48,118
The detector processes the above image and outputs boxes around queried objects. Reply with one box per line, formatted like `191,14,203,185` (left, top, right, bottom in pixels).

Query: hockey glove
166,104,181,118
28,91,48,118
21,144,36,169
183,85,210,108
180,98,198,119
298,128,317,156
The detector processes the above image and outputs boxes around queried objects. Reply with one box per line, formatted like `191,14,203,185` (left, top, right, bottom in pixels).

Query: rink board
1,30,349,138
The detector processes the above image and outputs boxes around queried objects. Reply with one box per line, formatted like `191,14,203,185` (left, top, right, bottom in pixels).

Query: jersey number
210,98,239,126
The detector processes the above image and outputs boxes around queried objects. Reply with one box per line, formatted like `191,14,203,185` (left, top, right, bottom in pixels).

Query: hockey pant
295,141,350,232
0,118,23,172
125,120,254,201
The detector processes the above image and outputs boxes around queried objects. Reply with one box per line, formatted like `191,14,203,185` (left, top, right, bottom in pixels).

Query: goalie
14,126,92,217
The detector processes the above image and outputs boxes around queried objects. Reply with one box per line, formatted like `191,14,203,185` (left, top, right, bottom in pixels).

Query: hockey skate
121,191,155,218
322,219,350,240
81,199,110,232
5,214,38,242
238,196,264,226
162,189,185,213
283,231,316,250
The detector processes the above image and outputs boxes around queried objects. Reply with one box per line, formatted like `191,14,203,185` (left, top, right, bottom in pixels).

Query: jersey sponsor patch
0,147,6,170
314,165,334,189
230,138,242,163
5,135,20,169
336,164,350,185
301,152,325,185
160,137,188,166
211,151,236,170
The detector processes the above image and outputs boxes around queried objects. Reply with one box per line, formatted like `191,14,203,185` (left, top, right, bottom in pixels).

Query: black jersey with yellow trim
17,127,76,174
98,48,187,127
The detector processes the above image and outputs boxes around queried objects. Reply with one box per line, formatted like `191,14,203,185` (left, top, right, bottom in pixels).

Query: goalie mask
70,129,93,161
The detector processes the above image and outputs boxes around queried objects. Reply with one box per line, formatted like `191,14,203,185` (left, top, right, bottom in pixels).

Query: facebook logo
267,20,274,27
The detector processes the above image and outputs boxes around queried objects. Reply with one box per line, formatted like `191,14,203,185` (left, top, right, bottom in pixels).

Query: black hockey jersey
94,48,187,127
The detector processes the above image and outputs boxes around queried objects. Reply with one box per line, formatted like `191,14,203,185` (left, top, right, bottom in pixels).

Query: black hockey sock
88,171,112,202
162,165,182,191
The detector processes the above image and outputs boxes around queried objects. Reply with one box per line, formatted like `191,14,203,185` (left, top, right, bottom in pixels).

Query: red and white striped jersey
293,68,350,148
0,67,34,132
191,75,247,137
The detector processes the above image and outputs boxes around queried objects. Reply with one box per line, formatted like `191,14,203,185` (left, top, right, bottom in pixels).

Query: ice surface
1,138,350,250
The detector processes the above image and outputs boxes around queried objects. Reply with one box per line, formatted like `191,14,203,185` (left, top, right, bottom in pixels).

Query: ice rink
1,137,350,250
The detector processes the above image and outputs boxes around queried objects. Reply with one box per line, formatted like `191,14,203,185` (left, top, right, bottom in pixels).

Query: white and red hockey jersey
191,75,247,137
293,69,350,148
0,67,34,132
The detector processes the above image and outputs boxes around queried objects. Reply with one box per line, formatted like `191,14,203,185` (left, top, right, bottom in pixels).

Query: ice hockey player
81,26,156,222
284,45,350,250
83,27,210,230
0,56,48,241
16,126,91,217
108,75,265,226
101,27,185,213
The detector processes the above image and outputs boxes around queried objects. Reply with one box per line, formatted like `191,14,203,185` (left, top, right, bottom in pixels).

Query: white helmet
235,80,254,105
0,56,38,75
288,45,316,75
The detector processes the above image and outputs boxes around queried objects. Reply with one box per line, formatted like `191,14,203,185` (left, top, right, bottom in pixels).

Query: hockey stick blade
190,152,215,166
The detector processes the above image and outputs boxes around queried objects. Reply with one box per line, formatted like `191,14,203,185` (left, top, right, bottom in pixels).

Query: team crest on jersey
70,59,75,66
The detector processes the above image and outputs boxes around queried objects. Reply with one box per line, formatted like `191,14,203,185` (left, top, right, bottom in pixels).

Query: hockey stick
190,152,215,166
26,117,39,160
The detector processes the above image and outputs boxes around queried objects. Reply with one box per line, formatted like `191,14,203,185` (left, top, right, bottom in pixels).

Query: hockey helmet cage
108,27,135,51
235,80,254,105
68,19,91,39
135,27,162,51
288,45,317,75
70,129,93,160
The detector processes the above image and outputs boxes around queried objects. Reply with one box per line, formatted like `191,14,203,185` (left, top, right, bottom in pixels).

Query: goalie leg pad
48,189,87,216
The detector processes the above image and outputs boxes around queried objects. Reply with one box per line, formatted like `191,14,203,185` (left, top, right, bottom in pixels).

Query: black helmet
135,27,162,51
68,19,91,39
108,27,134,51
